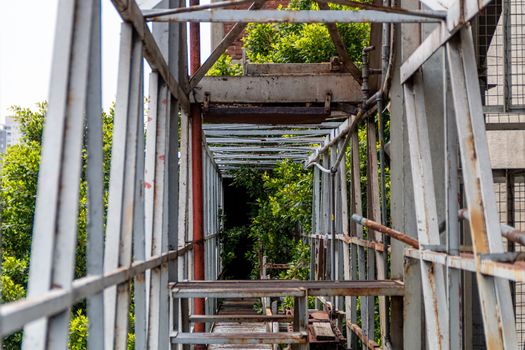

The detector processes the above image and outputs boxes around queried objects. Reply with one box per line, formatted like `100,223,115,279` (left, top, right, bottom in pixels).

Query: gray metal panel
193,75,361,104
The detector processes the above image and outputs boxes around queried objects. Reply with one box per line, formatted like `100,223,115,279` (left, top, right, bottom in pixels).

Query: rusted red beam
190,0,201,74
190,3,205,346
351,214,420,249
191,104,205,340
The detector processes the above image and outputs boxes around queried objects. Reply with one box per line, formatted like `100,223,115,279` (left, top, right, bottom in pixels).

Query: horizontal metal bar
214,159,302,165
0,244,192,337
189,315,294,322
212,154,306,160
318,0,446,19
171,280,404,297
335,234,385,252
458,208,525,246
143,0,253,17
210,146,314,152
204,129,331,136
205,137,324,144
405,248,525,282
194,75,361,104
171,331,308,344
172,287,307,298
204,108,330,124
148,9,444,23
203,122,342,130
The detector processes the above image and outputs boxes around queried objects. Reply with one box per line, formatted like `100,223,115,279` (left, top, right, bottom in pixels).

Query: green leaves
243,1,370,65
207,54,243,77
229,161,312,279
0,103,115,348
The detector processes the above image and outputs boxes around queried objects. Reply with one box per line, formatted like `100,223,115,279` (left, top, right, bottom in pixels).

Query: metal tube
191,104,206,341
330,170,336,281
458,209,525,246
190,0,201,75
190,0,205,343
144,0,254,18
149,9,444,23
351,214,420,249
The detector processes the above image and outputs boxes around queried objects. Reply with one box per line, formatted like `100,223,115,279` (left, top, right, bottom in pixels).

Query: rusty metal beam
204,106,330,124
352,214,419,248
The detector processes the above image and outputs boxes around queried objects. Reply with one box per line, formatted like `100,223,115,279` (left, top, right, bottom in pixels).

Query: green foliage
69,310,88,350
278,240,310,280
0,143,40,262
243,0,370,64
0,103,115,348
230,160,312,279
207,54,243,76
8,103,46,144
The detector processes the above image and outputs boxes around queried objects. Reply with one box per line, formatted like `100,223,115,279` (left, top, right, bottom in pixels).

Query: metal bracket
420,244,447,253
324,92,332,114
203,92,210,112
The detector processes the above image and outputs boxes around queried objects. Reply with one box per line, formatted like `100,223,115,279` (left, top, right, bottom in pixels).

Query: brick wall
224,0,289,60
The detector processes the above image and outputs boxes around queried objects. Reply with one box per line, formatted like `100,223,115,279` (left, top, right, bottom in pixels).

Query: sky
0,0,211,122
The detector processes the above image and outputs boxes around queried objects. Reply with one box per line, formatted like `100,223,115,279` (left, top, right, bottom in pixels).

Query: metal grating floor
208,299,273,350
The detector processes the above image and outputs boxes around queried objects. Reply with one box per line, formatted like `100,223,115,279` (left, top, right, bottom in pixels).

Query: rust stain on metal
469,206,489,254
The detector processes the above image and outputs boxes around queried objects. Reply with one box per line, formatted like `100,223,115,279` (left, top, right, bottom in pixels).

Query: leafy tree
243,0,370,64
0,103,115,348
229,161,312,279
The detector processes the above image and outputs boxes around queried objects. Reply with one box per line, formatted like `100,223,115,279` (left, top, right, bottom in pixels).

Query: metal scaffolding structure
2,0,525,349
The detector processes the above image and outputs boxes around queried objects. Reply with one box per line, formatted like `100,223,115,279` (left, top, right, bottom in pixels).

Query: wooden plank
311,322,335,340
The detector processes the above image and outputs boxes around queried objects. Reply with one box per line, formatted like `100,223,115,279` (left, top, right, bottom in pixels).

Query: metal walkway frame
0,0,523,349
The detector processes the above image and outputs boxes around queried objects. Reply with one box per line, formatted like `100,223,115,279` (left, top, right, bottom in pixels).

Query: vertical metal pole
444,49,462,350
85,0,105,348
103,23,144,350
447,27,517,349
349,131,362,349
403,72,449,350
330,145,336,282
191,105,205,342
22,0,97,348
366,117,381,342
322,144,330,280
311,167,320,281
189,0,204,340
133,79,147,350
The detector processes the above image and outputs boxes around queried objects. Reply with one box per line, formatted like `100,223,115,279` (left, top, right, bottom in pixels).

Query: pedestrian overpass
2,0,525,349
